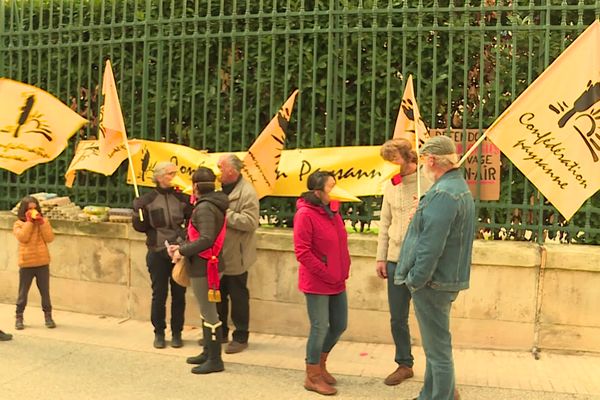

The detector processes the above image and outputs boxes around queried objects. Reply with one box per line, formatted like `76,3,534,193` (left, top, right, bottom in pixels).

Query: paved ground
1,303,599,399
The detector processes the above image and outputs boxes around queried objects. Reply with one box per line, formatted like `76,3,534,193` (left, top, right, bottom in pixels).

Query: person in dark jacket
169,167,229,375
293,171,351,396
132,161,193,349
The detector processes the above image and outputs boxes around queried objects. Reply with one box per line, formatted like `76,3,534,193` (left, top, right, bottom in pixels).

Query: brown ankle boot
319,352,337,385
304,363,337,396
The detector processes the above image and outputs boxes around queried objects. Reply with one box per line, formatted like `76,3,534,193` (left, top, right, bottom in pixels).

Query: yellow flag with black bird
242,90,299,199
484,20,600,221
0,78,87,174
393,74,430,148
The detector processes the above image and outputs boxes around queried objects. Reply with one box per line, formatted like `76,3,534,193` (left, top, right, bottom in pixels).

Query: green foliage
1,1,599,242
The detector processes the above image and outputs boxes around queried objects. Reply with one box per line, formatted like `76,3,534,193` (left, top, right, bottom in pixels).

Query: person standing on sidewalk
169,167,229,374
132,162,193,349
216,154,259,354
375,138,431,386
13,196,56,330
293,171,350,396
395,136,474,400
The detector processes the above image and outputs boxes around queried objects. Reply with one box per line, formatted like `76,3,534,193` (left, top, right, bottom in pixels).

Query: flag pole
416,130,421,199
457,131,488,167
122,136,143,221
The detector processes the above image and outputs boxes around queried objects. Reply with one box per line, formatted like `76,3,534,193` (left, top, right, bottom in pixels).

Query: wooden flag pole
122,137,144,221
416,130,421,200
457,131,488,168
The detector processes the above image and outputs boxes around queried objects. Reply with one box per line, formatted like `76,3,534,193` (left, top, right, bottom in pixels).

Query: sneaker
15,317,24,330
0,330,13,341
224,340,248,354
153,333,166,349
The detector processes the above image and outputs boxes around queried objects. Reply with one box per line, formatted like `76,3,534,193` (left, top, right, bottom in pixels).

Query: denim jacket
394,168,475,292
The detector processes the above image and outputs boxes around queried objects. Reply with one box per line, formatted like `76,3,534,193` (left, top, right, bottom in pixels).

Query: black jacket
179,191,229,278
132,187,193,252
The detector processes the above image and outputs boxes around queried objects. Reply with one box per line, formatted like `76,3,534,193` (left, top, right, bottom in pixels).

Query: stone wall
1,212,598,353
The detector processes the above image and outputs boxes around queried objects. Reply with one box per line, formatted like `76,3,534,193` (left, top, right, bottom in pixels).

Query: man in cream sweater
375,138,431,386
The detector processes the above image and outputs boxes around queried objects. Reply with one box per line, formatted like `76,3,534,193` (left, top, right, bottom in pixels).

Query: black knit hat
192,167,216,194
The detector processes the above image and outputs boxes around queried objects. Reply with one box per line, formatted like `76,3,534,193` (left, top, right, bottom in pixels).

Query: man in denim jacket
394,135,475,400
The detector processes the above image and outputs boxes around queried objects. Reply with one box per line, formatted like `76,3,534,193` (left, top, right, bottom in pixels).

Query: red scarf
187,216,227,302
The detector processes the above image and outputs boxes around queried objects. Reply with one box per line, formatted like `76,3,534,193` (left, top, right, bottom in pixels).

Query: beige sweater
376,170,431,262
13,219,54,268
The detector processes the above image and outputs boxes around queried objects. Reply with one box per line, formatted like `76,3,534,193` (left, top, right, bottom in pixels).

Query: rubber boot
304,363,337,396
191,321,224,374
320,352,337,385
187,320,208,365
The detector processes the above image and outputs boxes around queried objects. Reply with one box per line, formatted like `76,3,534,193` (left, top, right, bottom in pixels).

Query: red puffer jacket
293,197,351,295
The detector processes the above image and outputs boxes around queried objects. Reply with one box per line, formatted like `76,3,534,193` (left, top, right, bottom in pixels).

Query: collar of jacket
300,192,335,218
222,175,242,195
155,186,175,195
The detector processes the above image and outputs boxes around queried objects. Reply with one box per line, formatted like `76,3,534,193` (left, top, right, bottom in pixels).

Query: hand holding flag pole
98,59,144,221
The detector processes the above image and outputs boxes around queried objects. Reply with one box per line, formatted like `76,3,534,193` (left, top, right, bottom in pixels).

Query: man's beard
422,163,436,183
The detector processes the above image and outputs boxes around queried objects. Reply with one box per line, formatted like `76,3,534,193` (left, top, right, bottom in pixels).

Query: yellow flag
242,90,299,199
98,60,127,157
65,60,136,187
64,139,141,187
126,139,397,198
393,74,430,148
485,20,600,221
0,79,87,174
126,140,213,190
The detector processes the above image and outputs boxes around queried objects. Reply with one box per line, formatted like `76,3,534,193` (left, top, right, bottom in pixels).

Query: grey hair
223,154,244,172
431,153,459,169
152,161,176,184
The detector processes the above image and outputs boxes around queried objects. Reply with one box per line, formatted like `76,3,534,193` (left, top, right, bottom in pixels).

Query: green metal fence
1,0,599,243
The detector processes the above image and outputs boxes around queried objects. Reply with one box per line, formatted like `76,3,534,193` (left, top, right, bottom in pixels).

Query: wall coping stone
0,212,553,270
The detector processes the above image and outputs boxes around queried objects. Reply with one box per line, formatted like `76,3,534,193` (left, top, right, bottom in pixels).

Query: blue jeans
412,286,459,400
304,291,348,364
387,262,414,368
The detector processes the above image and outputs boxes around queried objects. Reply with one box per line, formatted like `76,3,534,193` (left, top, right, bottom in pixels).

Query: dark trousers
147,250,186,335
16,265,52,315
387,261,414,368
217,272,249,343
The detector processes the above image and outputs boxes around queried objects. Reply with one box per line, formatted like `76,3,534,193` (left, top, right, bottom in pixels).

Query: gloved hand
133,196,152,210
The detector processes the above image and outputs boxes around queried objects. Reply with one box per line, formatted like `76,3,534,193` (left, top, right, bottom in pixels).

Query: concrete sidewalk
1,303,599,399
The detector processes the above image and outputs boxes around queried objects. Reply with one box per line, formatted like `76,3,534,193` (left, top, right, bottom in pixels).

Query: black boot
153,332,166,349
191,321,224,374
187,320,208,364
15,313,24,330
171,332,183,348
44,312,56,329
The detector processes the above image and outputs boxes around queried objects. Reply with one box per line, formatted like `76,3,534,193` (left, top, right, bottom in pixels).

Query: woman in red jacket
293,171,351,396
